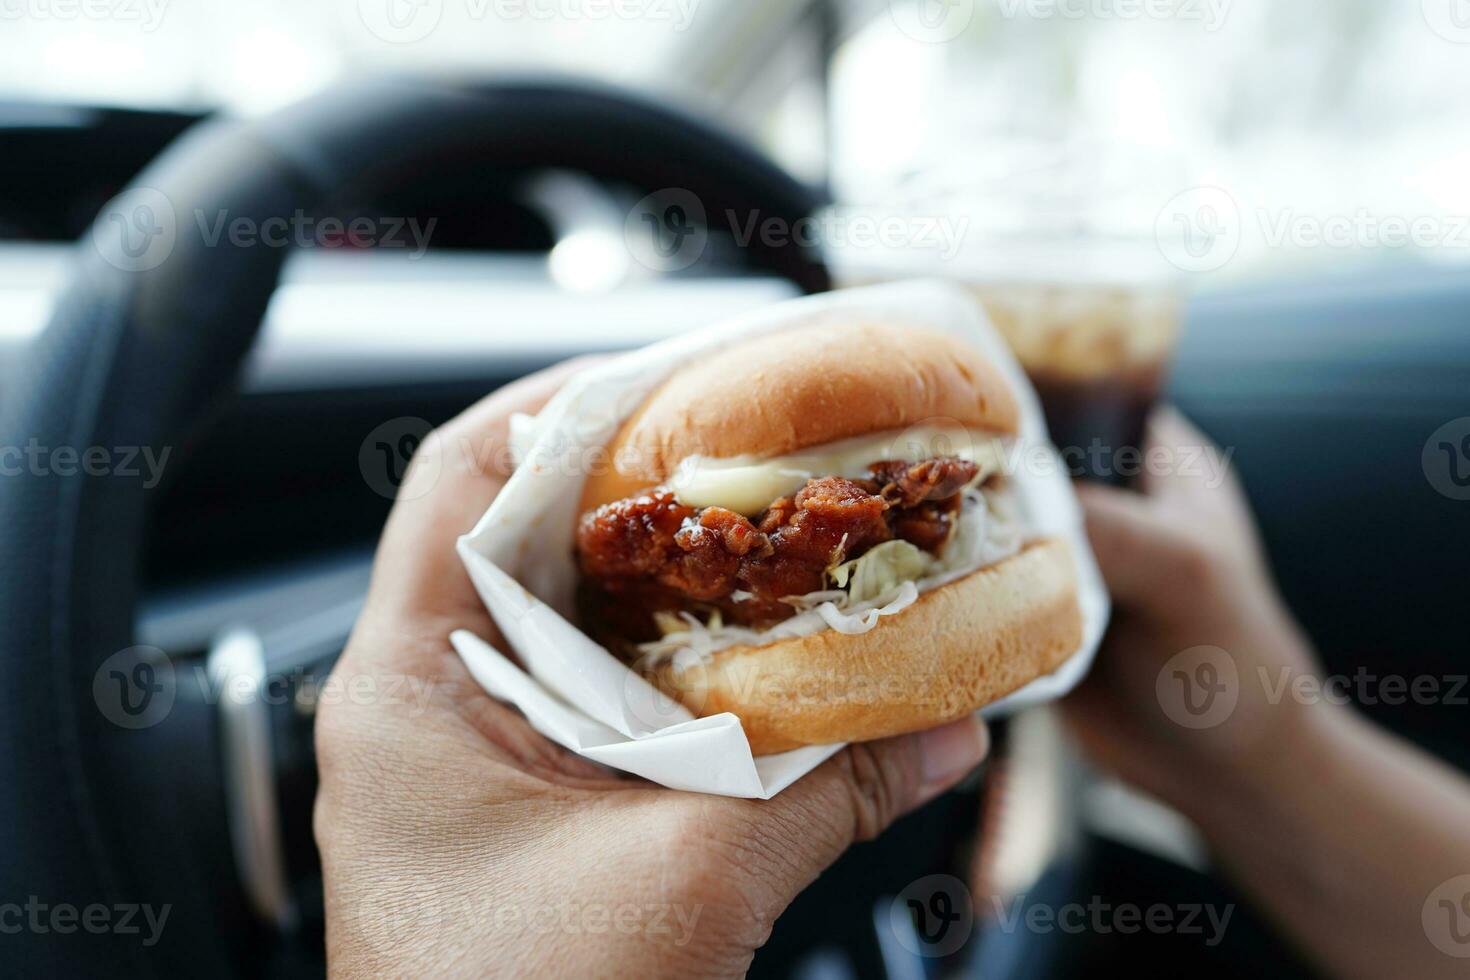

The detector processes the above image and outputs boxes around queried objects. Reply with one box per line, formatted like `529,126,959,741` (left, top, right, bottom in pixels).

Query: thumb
1075,481,1204,607
754,716,990,900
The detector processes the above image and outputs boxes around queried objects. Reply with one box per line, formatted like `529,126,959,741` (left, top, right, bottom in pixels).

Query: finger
431,352,610,481
1138,407,1267,568
1057,638,1228,811
366,355,605,621
1137,406,1237,501
445,668,618,785
1074,481,1199,606
1057,670,1162,796
1057,616,1154,763
753,717,991,898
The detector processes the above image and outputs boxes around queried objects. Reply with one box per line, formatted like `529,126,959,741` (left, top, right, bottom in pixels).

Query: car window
832,0,1470,286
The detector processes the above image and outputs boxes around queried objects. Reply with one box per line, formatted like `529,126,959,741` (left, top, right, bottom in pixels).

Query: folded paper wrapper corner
449,279,1110,799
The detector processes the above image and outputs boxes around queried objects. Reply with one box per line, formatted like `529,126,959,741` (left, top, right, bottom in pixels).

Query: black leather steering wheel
0,76,827,978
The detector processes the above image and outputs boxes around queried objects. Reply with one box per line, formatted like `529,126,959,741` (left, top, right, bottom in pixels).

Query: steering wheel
0,76,828,978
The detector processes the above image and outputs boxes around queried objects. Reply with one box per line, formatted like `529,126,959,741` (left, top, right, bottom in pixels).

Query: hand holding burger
314,360,992,978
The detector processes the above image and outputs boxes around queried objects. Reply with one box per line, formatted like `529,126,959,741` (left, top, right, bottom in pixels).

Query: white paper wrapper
452,280,1110,798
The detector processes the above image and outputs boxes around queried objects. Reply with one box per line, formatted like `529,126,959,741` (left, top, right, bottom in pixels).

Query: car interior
3,2,1468,977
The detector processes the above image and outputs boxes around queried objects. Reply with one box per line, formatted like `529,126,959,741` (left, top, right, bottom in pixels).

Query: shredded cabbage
829,540,931,604
636,484,1026,670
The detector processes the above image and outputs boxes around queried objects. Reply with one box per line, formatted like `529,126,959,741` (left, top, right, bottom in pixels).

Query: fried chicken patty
576,457,979,643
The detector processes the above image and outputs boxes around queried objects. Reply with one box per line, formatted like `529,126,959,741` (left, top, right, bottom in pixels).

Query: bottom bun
646,538,1084,756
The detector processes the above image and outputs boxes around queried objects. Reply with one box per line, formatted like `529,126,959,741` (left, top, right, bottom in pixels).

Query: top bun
581,318,1020,511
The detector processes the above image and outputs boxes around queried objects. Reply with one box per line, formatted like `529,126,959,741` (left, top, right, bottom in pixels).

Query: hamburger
575,318,1083,755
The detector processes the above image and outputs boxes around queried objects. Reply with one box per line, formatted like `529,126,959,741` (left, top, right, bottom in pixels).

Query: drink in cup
964,278,1183,484
831,215,1185,484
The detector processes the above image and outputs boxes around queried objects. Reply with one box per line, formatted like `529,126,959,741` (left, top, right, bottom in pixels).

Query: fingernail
918,715,990,795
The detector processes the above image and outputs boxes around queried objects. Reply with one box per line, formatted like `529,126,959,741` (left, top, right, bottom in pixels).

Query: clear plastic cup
826,149,1189,483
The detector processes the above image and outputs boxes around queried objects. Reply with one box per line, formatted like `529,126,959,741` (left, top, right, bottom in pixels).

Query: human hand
1061,408,1337,823
313,359,991,979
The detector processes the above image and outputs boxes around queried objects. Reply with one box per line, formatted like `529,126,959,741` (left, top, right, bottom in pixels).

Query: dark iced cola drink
972,282,1182,484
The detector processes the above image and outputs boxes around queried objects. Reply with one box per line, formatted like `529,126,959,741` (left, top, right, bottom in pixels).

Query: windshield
4,0,1470,283
0,0,726,113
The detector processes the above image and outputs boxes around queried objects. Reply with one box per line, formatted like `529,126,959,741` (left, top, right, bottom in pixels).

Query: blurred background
6,0,1470,279
3,2,1469,978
